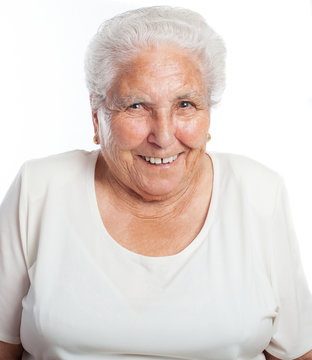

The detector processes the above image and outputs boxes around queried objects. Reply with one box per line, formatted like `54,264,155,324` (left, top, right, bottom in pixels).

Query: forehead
112,46,205,100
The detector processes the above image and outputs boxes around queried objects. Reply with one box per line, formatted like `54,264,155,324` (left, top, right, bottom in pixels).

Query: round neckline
87,149,219,263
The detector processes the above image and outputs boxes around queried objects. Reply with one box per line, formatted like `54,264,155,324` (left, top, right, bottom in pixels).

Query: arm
264,350,312,360
264,179,312,357
0,166,30,356
297,351,312,360
0,341,23,360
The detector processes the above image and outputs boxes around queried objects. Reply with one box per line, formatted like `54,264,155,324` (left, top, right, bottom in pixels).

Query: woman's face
96,45,210,201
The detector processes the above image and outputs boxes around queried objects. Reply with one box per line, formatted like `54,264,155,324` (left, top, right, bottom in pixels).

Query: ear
90,95,99,135
206,106,211,131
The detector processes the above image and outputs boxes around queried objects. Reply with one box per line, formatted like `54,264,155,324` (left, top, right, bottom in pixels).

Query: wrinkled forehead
107,45,207,105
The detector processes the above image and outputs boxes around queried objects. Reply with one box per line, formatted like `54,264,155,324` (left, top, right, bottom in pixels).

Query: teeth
162,156,172,164
143,154,179,165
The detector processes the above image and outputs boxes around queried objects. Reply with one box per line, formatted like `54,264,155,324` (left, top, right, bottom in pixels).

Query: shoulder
212,152,281,182
24,149,97,172
210,152,283,217
21,149,99,200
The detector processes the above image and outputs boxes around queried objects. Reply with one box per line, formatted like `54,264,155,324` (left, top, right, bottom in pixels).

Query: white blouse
0,149,311,360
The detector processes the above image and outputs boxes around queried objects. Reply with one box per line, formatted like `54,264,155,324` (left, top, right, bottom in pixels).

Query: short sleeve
265,179,312,359
0,165,30,344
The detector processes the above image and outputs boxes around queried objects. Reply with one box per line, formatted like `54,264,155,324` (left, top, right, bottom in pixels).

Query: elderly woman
0,6,311,360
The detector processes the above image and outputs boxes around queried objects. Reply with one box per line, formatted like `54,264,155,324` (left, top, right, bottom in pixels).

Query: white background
0,0,311,288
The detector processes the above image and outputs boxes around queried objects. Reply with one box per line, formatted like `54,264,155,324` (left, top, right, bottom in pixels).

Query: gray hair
84,6,226,113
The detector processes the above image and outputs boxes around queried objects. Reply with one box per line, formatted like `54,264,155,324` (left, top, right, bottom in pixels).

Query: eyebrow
175,91,206,102
112,95,153,109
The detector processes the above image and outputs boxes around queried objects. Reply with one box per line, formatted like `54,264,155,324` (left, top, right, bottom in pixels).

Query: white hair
84,6,226,114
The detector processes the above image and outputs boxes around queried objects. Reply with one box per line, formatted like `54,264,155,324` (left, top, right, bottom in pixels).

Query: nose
147,109,176,148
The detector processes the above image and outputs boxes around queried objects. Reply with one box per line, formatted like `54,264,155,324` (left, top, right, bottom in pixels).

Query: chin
135,179,184,202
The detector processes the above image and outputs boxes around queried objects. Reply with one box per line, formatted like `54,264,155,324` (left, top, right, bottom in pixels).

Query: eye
178,101,194,109
128,103,143,110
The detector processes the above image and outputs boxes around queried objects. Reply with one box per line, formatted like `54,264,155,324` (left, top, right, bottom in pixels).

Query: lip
139,152,182,158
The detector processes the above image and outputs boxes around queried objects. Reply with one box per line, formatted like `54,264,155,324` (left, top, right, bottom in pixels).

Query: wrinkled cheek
177,119,209,148
110,120,149,150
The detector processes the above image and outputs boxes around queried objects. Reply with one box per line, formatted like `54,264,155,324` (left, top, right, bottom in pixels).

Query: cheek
176,115,209,148
110,118,149,150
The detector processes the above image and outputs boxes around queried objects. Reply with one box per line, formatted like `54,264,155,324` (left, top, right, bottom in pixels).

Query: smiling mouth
139,154,180,165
